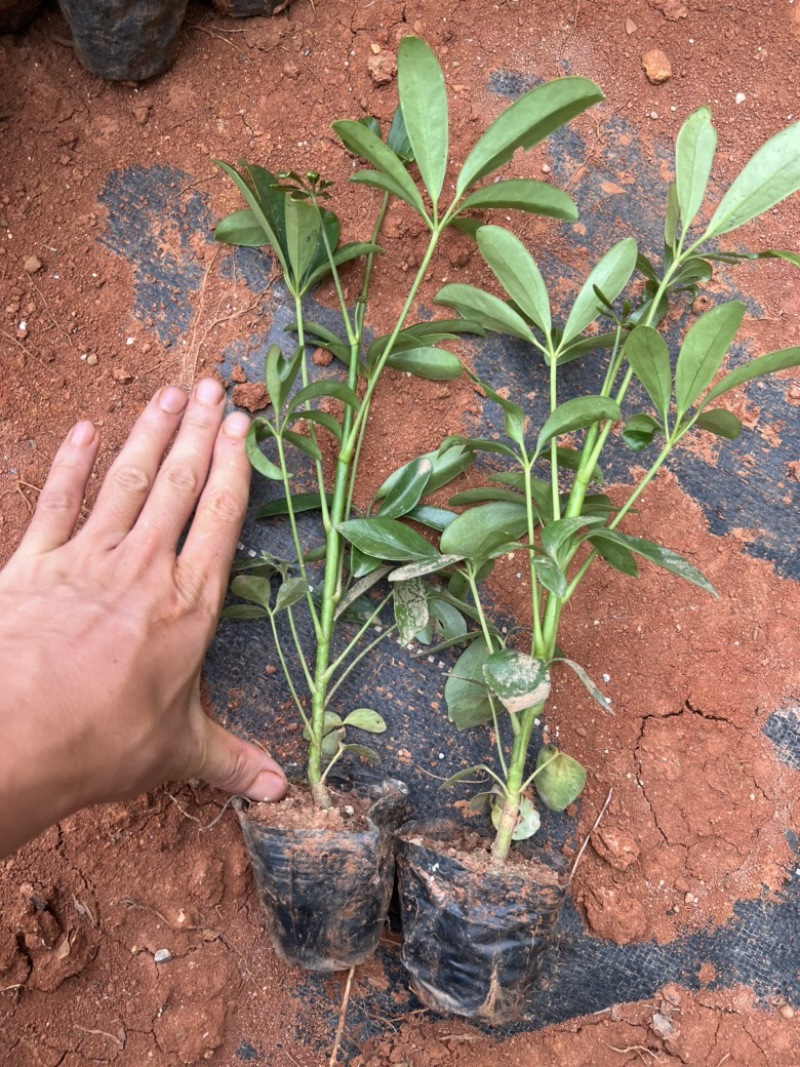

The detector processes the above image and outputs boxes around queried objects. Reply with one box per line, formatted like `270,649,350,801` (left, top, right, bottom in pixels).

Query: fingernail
195,378,225,405
69,420,96,446
223,411,251,439
246,769,287,804
158,386,188,414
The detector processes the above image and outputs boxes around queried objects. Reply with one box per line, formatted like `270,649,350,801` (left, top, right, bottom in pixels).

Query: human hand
0,378,287,856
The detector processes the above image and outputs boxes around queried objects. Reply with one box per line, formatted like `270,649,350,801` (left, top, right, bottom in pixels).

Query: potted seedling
213,37,604,970
339,107,800,1019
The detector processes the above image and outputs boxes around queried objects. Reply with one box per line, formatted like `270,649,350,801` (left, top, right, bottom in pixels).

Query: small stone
735,92,746,105
649,0,688,20
779,1004,795,1019
113,368,134,383
24,255,42,273
370,42,381,54
86,353,98,366
132,103,151,126
368,52,397,87
541,163,551,174
231,363,247,384
625,18,637,34
642,49,672,84
153,949,172,964
651,1012,677,1039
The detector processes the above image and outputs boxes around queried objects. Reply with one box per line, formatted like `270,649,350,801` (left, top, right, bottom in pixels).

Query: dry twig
329,966,355,1067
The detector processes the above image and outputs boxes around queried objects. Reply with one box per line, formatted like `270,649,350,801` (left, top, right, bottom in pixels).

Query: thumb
195,718,288,802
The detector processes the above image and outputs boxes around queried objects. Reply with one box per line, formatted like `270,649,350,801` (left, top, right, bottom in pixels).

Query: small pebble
735,92,746,105
779,1005,795,1019
24,255,42,273
541,163,551,174
153,949,172,964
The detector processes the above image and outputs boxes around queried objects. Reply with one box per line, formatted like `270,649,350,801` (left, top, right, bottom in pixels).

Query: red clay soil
2,1,800,1064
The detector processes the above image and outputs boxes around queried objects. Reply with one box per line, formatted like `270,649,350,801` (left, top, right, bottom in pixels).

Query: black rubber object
237,770,408,972
58,0,188,81
396,822,566,1025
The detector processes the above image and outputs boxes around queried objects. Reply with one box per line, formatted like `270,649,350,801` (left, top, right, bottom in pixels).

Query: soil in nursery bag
395,823,566,1025
237,771,408,972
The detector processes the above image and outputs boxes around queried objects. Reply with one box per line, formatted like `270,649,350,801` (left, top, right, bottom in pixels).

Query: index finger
175,409,252,611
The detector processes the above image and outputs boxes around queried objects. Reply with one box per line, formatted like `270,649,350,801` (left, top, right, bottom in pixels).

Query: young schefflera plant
214,37,604,809
341,106,800,863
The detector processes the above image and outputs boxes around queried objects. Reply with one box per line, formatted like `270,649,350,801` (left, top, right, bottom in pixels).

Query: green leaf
388,553,463,581
283,430,322,462
556,331,620,367
705,119,800,239
591,534,639,578
675,106,717,231
256,492,331,519
221,604,269,620
589,530,718,596
692,408,742,439
394,577,430,644
448,487,524,506
378,457,433,519
429,596,468,641
622,413,661,452
397,36,448,207
286,409,342,441
214,160,288,276
376,444,475,502
288,380,361,415
534,746,586,811
230,574,273,610
556,658,614,712
561,237,638,346
399,318,487,343
214,208,267,247
701,346,800,407
440,501,529,561
663,181,680,247
482,649,551,714
456,76,604,194
274,575,308,612
476,225,551,337
334,119,427,218
624,325,672,424
459,179,577,223
405,505,457,532
675,300,745,415
298,321,350,364
246,422,283,480
339,743,380,766
284,195,321,285
384,345,464,380
304,712,344,758
439,434,518,459
535,396,621,457
342,709,387,734
435,283,533,341
387,105,413,160
531,554,568,598
445,638,494,729
541,516,605,563
337,517,437,562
